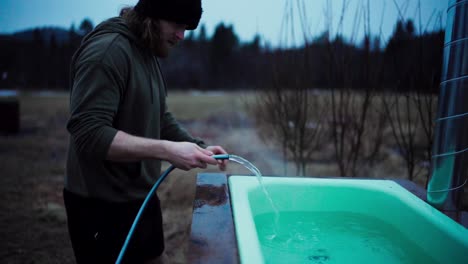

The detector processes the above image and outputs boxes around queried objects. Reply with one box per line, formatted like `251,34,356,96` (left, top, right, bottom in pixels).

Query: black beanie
134,0,202,30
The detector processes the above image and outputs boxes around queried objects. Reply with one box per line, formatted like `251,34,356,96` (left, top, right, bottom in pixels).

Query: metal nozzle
212,154,230,160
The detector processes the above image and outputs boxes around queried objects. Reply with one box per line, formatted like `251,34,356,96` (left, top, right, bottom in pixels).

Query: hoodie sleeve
67,61,124,160
160,110,207,148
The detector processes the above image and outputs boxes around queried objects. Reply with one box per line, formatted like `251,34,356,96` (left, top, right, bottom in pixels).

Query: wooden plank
188,173,239,264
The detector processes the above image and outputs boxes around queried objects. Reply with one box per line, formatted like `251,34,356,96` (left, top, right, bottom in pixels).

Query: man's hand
166,142,218,171
206,145,228,171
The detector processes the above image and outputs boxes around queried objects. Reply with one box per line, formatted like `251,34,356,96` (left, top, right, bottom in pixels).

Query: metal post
427,0,468,210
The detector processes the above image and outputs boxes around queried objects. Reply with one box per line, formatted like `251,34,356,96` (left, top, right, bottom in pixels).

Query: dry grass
0,90,464,263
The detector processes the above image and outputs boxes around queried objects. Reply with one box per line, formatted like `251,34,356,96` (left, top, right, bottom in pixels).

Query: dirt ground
1,94,73,263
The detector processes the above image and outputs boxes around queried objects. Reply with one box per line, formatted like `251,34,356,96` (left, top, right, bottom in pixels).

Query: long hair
120,7,161,52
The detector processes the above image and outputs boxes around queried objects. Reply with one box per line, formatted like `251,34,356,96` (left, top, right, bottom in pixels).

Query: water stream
228,155,280,237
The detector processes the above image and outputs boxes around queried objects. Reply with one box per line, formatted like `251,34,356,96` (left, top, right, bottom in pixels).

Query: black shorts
63,189,165,264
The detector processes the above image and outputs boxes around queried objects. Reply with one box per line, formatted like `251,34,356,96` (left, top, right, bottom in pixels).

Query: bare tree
414,91,437,184
381,1,438,182
380,73,437,182
252,48,327,176
251,0,326,176
326,0,386,177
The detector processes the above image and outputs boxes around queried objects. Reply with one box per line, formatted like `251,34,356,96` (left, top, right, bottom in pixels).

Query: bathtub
228,176,468,264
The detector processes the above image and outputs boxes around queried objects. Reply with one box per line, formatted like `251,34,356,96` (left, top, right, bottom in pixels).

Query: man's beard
139,20,170,58
149,40,170,58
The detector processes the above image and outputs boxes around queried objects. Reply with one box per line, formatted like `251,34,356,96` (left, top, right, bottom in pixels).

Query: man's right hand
165,141,218,171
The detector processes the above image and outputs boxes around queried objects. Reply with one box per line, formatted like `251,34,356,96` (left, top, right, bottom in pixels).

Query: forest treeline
0,18,444,92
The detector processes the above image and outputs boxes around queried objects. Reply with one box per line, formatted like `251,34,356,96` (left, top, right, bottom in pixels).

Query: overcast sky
0,0,449,47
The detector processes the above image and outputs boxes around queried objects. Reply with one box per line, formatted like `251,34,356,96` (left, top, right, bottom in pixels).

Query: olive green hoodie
66,17,205,202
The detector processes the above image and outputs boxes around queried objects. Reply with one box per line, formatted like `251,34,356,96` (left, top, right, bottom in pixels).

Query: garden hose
116,154,230,263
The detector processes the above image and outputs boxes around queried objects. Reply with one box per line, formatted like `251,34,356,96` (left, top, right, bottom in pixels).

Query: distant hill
0,27,82,45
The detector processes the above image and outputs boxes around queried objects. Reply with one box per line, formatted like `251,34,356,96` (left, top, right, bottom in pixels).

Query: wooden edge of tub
188,173,239,264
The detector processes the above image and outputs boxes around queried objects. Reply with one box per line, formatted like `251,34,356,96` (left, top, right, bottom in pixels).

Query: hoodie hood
82,17,139,47
70,17,141,75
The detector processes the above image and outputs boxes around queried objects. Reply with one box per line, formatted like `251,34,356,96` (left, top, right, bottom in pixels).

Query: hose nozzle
213,154,230,160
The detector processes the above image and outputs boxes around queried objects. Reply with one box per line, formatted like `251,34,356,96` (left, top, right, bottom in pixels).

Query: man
63,0,227,263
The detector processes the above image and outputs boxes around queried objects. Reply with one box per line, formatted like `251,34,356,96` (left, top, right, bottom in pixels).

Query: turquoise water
255,211,439,264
